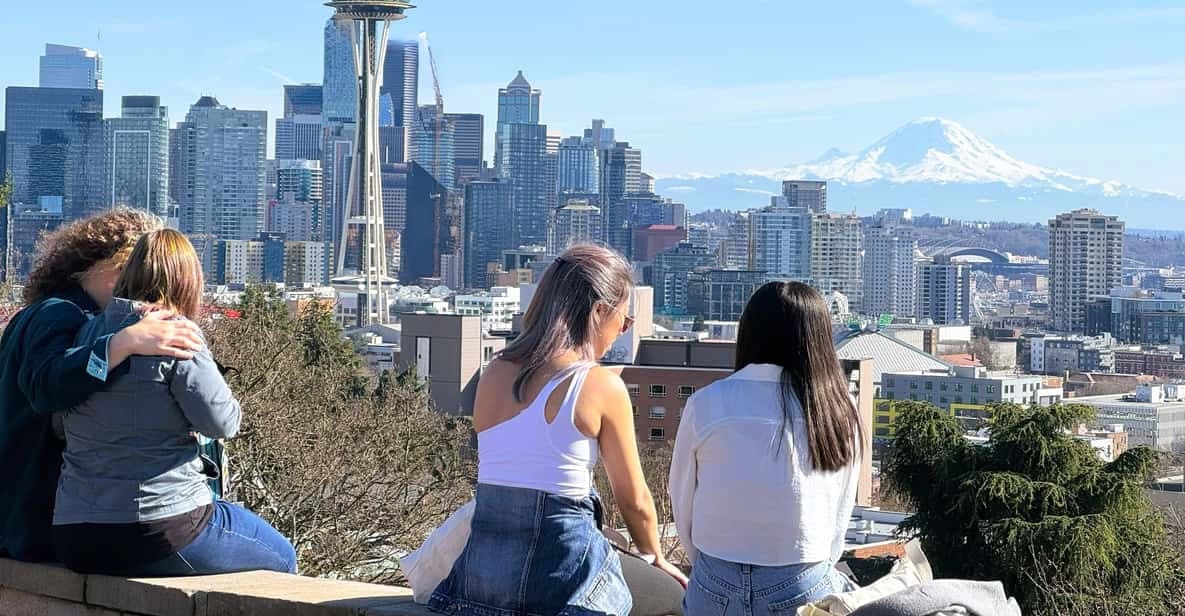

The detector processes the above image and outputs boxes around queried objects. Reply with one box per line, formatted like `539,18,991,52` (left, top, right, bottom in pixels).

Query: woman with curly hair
0,208,204,562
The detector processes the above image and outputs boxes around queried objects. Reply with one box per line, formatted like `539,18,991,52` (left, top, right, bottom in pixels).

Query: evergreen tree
884,401,1185,615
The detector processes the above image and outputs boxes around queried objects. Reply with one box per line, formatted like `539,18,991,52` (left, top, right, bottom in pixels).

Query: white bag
399,499,475,604
798,539,934,616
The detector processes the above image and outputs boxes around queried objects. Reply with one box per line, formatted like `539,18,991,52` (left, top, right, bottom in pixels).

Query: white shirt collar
733,363,783,383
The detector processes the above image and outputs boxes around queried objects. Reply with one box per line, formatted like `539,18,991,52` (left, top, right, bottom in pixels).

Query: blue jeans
132,500,297,576
684,552,841,615
429,483,632,615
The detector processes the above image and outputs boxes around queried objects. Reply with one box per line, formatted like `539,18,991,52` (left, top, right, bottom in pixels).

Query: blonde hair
112,229,204,320
23,207,162,304
498,243,633,402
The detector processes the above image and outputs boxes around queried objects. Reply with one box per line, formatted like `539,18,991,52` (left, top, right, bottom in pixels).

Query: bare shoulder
583,365,630,400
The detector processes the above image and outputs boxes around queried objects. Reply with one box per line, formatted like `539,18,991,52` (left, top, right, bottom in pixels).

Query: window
940,396,949,404
876,415,890,424
875,427,891,437
940,383,949,391
886,377,896,387
677,385,696,399
627,384,639,397
971,396,979,404
986,385,996,394
649,406,666,420
956,383,964,392
886,392,895,400
649,384,667,398
925,381,933,390
649,427,665,441
971,384,979,393
632,406,638,419
910,381,918,390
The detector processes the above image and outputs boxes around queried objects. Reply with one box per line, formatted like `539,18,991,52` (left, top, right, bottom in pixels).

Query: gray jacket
53,298,241,525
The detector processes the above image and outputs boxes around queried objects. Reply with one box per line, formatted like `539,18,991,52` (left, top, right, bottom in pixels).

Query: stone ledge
0,558,431,616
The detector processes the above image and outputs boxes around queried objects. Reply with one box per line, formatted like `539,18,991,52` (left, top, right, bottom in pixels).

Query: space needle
326,0,415,326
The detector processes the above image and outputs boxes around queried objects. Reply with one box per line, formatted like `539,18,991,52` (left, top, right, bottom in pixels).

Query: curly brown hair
23,207,164,304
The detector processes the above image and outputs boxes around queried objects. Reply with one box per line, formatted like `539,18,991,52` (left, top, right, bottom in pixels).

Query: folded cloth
399,499,475,604
799,539,932,616
848,580,1022,616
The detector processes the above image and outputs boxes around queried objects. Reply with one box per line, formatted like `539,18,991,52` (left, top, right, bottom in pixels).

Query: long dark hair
736,281,862,472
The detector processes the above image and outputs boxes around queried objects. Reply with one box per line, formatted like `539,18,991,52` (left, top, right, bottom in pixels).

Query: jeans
131,500,297,576
429,483,632,615
684,552,841,616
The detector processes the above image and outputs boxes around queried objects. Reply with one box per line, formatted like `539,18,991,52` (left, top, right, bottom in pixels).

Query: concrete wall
0,558,430,615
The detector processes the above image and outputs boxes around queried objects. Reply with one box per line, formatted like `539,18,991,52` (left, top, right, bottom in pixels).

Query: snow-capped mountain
655,118,1182,228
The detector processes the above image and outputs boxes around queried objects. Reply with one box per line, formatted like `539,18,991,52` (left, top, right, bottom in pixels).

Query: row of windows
626,384,696,399
631,406,681,420
885,392,983,405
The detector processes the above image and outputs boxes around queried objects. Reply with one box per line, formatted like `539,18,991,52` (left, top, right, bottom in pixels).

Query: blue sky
2,0,1183,193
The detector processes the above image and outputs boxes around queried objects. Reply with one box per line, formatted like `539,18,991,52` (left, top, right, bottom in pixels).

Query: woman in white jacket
669,281,864,615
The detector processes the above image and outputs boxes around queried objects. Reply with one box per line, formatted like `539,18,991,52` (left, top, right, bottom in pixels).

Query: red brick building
1114,349,1185,380
620,365,733,444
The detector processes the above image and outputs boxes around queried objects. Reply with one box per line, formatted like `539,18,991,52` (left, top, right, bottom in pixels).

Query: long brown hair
499,243,633,402
112,229,204,320
735,281,863,472
23,207,162,304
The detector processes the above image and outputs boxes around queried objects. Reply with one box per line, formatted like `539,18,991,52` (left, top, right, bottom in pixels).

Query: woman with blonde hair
0,208,204,562
670,281,863,614
50,229,296,576
428,243,687,616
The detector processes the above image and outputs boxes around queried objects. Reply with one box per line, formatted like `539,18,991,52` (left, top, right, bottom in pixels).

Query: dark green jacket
0,284,122,561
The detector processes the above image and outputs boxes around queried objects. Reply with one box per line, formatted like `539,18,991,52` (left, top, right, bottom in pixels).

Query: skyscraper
599,141,642,256
498,122,550,247
494,71,540,171
445,113,484,186
863,223,919,318
749,198,811,280
1049,209,1125,333
557,136,598,194
917,255,973,325
39,44,102,89
104,95,169,217
722,212,751,270
464,178,514,289
283,84,323,117
4,86,104,221
322,19,356,124
548,199,603,255
782,180,826,213
409,105,456,188
174,96,267,269
321,122,355,266
401,161,459,284
380,39,418,128
810,213,863,312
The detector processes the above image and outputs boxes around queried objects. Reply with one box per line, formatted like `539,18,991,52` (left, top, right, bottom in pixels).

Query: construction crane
418,32,446,281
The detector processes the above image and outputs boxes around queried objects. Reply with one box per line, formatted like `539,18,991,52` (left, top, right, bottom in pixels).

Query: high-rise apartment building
810,212,863,311
445,113,484,186
599,141,642,257
401,162,459,284
863,223,919,317
782,179,826,213
39,44,102,89
557,136,599,194
1049,209,1125,333
652,242,717,314
706,269,767,321
174,97,267,268
4,86,104,221
548,199,603,255
722,212,751,270
749,199,811,280
104,96,169,217
627,193,687,229
464,178,514,289
917,255,973,325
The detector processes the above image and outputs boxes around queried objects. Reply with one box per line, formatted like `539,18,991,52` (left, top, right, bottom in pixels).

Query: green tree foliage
884,400,1185,615
207,287,475,583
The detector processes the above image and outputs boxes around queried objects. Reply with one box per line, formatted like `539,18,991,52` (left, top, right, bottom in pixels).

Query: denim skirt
428,483,632,616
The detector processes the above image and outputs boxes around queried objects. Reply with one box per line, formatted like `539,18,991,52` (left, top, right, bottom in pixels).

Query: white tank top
477,364,598,498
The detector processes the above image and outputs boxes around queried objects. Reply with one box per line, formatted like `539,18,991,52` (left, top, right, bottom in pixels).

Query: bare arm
594,368,689,586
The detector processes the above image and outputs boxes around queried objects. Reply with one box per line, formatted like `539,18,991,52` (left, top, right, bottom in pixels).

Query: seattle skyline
0,0,1182,196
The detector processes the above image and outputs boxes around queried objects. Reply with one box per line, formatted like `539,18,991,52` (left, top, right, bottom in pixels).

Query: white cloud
908,0,1185,34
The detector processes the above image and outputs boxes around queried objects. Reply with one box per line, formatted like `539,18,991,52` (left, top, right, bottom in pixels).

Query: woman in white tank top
428,244,687,616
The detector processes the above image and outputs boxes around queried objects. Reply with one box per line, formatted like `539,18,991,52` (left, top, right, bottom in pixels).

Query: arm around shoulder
16,300,110,414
